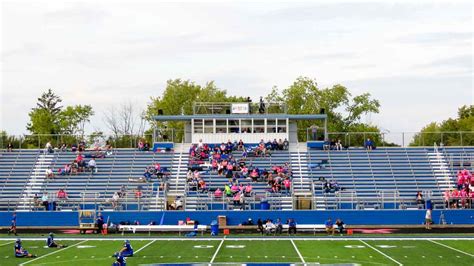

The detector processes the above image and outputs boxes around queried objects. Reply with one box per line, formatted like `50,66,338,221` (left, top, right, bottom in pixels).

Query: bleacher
0,149,175,211
0,150,39,210
1,145,472,212
307,147,449,210
185,149,293,211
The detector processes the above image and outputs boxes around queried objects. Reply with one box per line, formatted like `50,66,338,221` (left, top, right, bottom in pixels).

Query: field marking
359,240,402,266
19,240,88,266
428,240,474,257
134,239,156,255
0,241,14,247
291,239,306,263
210,239,225,263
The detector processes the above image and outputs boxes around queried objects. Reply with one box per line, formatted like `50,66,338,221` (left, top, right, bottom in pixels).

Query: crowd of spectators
443,169,474,209
129,163,170,184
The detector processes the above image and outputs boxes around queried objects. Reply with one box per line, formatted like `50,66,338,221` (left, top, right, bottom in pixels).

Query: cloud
415,54,473,70
396,32,473,45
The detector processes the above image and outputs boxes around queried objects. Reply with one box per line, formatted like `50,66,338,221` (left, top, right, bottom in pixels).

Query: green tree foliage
411,105,474,146
26,89,94,147
145,79,247,141
265,76,381,142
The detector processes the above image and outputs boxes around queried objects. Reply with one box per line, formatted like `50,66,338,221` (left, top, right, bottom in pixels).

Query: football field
0,237,473,266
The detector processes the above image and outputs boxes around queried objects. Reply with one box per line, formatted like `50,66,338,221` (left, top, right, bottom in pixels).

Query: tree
103,101,147,147
58,105,94,137
27,89,63,135
411,105,474,146
144,79,247,141
265,76,381,142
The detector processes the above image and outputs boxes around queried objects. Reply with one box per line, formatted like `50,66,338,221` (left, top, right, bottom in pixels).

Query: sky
1,1,473,143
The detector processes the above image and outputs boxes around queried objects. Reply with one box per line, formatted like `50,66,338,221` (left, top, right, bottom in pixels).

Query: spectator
96,212,104,234
135,188,142,199
88,158,97,173
335,139,343,150
42,192,49,211
138,140,144,151
416,191,424,208
425,208,432,229
257,218,264,235
214,188,223,198
275,218,283,235
325,218,335,236
45,141,54,153
364,138,374,150
283,138,289,150
170,197,183,210
111,192,120,209
7,142,13,152
310,125,318,141
59,143,67,152
264,219,275,235
56,188,68,200
45,167,54,179
335,219,345,235
287,218,297,236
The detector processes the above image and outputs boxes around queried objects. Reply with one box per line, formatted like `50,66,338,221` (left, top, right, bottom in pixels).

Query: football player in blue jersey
14,239,36,258
112,254,126,266
113,240,133,257
46,232,67,248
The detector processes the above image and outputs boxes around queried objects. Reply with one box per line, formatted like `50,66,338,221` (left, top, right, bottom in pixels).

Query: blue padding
307,141,326,149
1,210,473,226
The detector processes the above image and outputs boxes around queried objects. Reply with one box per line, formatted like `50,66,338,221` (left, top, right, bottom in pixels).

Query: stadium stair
17,152,55,210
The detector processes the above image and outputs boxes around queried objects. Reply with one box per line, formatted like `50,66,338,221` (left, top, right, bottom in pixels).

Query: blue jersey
47,236,54,246
123,242,132,251
325,220,333,227
14,243,22,255
116,255,126,265
12,216,16,226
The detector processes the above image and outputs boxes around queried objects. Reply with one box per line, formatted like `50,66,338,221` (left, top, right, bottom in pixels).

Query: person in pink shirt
250,169,259,182
443,189,450,208
214,188,223,198
244,184,253,196
283,178,291,195
457,175,465,190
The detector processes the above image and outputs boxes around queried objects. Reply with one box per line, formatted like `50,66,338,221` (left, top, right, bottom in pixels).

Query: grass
0,237,473,266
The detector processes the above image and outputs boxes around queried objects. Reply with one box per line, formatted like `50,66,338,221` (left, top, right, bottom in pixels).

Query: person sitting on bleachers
237,139,245,151
45,141,54,154
71,143,78,152
87,158,97,173
198,178,208,193
71,160,79,175
249,169,259,182
57,188,68,200
283,138,289,150
214,188,223,198
335,139,343,150
138,140,144,151
283,178,291,195
45,167,54,179
364,138,375,150
111,192,120,209
242,183,251,196
6,142,13,152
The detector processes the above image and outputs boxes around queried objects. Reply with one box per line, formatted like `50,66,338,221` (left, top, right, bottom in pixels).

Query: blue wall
1,210,473,227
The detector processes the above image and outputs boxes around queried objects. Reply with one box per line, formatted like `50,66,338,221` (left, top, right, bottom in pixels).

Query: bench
118,225,208,236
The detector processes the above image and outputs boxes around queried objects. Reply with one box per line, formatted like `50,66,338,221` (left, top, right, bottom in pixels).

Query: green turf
438,240,474,255
0,240,78,266
131,240,220,264
295,240,396,265
0,239,472,266
29,240,150,266
365,240,474,266
213,240,300,263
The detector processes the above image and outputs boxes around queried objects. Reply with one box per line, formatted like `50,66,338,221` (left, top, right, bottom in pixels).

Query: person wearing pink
245,184,253,196
214,188,223,198
231,184,239,194
457,175,465,190
250,169,259,182
283,179,291,195
443,189,450,208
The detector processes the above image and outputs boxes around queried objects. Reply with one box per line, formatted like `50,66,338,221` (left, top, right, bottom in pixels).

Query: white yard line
0,241,15,247
290,239,306,264
360,240,403,266
428,240,474,257
209,238,225,263
20,240,88,266
134,239,156,254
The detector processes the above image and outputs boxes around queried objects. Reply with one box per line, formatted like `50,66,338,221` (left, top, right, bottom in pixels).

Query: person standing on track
8,212,17,236
425,208,432,230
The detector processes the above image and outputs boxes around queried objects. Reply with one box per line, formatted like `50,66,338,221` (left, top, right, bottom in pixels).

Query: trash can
210,220,219,236
261,200,270,210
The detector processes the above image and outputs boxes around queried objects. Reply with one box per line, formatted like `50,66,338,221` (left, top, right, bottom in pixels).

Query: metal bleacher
0,149,175,211
0,150,39,210
307,147,448,210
